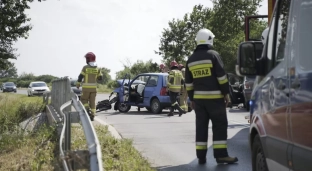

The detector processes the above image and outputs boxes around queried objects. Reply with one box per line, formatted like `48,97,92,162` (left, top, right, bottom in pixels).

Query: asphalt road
95,94,252,171
16,89,28,95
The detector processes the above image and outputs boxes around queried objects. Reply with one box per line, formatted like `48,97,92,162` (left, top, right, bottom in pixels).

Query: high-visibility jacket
77,65,102,89
181,68,186,77
185,45,229,101
167,69,184,93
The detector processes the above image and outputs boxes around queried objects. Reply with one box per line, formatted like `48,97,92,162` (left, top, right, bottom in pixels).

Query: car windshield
32,83,47,87
245,76,256,81
4,82,15,86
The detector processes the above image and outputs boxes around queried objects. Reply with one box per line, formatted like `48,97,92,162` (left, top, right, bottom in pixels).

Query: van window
297,1,312,70
266,0,291,72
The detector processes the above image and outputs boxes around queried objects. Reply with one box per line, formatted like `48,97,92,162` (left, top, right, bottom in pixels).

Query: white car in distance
27,81,50,97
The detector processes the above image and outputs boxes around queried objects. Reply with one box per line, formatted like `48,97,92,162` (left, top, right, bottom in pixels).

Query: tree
99,67,111,84
130,59,159,76
0,60,17,78
0,0,43,69
156,1,266,73
155,5,214,65
115,59,159,80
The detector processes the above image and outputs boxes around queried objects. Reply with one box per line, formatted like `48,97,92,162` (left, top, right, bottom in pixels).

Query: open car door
244,15,268,41
119,74,130,103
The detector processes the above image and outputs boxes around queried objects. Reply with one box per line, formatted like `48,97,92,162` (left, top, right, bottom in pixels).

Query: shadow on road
154,128,251,171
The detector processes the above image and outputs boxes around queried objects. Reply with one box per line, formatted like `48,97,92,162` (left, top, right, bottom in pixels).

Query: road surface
95,94,252,171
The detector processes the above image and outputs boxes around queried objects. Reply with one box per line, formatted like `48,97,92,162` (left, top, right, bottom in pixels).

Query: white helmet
261,27,269,44
195,28,215,45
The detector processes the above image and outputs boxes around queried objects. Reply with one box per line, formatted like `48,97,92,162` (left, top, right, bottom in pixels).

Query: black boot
167,107,174,116
174,104,186,117
198,158,206,165
216,156,238,164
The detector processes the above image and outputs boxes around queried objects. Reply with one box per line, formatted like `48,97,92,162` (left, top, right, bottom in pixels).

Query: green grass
97,84,113,93
0,93,60,170
0,93,154,171
71,125,155,171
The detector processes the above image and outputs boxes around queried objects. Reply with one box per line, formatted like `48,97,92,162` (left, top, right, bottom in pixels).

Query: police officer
185,29,238,164
178,64,188,112
76,52,103,121
167,61,186,117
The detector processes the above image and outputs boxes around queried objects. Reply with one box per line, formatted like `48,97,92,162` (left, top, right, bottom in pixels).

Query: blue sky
13,0,268,79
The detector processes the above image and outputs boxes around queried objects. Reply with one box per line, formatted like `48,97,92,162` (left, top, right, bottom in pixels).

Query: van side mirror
236,41,263,76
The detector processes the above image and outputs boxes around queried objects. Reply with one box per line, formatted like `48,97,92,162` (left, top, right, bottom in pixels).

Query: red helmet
84,52,96,62
170,61,178,68
159,64,165,69
178,64,184,69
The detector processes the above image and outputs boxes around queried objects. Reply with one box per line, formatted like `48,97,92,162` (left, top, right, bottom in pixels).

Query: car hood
71,87,81,91
32,87,49,90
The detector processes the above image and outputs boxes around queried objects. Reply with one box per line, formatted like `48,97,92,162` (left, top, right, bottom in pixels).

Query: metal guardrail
44,78,103,171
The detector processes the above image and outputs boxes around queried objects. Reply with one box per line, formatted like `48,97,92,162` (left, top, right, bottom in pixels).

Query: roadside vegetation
0,93,154,170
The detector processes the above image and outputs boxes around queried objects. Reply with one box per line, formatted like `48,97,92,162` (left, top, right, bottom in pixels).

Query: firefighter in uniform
76,52,103,121
167,61,187,117
178,64,188,112
159,63,165,73
185,29,238,164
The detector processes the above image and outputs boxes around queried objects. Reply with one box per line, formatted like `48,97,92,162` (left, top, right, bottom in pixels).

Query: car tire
118,103,131,113
252,134,268,171
28,92,31,97
188,107,192,112
150,98,162,114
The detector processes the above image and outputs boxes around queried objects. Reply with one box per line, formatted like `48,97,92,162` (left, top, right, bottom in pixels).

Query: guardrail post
65,111,71,151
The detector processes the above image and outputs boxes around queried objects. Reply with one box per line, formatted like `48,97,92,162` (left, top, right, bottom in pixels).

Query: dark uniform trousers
169,91,179,107
194,98,228,159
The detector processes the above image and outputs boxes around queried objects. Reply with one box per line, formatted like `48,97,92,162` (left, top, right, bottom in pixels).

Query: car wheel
28,92,31,97
118,103,131,113
188,107,192,112
252,134,268,171
150,98,162,114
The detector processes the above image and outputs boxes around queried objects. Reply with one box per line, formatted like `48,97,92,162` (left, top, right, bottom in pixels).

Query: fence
44,78,103,171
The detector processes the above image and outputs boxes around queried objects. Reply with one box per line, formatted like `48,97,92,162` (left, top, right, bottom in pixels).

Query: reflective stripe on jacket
185,44,229,101
77,65,102,89
167,69,184,93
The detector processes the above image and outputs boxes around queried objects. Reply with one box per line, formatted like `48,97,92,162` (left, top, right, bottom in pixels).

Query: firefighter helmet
195,28,215,45
170,61,178,68
84,52,96,62
261,27,269,45
159,63,165,69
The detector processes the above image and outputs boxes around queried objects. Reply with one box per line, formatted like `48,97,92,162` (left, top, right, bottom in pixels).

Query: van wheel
150,98,162,114
252,134,268,171
118,103,131,113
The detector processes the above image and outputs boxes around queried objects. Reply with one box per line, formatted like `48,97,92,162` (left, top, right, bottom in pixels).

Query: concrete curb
94,117,122,139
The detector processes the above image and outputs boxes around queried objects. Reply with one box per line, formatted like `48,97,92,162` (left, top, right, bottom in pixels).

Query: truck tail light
160,87,167,96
